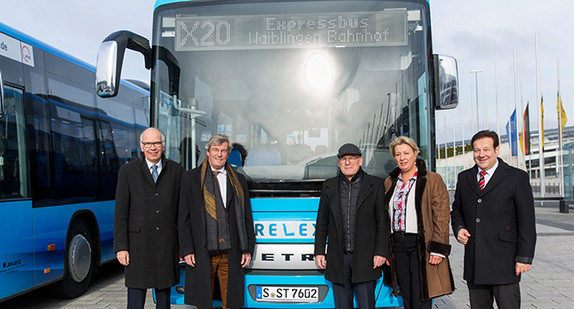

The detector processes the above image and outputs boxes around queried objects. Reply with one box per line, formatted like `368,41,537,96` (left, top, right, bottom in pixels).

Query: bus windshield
152,0,432,183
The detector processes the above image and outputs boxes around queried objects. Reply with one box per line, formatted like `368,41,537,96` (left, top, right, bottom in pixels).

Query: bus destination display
175,11,407,51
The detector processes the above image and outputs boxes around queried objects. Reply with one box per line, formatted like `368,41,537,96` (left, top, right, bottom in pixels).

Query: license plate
256,286,319,303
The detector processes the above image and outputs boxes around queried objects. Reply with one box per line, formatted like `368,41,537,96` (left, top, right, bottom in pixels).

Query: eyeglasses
338,156,360,163
141,142,163,148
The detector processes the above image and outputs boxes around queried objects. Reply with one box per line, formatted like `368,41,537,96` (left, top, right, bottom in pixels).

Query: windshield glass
152,0,431,183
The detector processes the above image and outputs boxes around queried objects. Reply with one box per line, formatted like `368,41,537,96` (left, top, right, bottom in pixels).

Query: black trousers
468,282,520,309
331,252,377,309
393,232,431,309
127,287,171,309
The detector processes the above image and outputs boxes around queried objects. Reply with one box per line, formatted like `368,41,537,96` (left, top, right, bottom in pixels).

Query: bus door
0,83,32,300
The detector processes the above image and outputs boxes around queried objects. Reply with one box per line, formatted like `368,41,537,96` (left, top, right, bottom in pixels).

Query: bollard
559,200,572,213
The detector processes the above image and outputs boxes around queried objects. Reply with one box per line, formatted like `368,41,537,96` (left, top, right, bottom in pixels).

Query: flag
506,109,518,157
540,97,544,151
557,92,568,134
510,109,517,156
520,104,531,155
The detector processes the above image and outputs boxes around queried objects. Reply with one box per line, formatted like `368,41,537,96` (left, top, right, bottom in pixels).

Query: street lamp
470,69,482,131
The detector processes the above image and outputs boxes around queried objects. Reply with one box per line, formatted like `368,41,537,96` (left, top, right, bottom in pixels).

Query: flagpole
557,59,564,198
451,109,457,186
470,69,482,130
482,72,486,129
513,49,519,167
496,65,501,139
470,85,479,134
442,114,450,189
461,99,465,167
536,33,545,198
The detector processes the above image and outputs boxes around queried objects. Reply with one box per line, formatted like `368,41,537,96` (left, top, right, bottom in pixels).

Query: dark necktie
478,170,486,191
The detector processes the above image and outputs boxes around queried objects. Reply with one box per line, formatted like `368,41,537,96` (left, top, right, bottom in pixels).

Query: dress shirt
145,159,162,177
211,167,227,207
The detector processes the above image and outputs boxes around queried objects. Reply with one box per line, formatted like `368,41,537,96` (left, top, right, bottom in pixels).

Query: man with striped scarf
179,134,255,309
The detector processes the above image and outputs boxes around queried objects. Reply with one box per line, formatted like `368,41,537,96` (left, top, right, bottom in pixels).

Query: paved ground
1,206,573,309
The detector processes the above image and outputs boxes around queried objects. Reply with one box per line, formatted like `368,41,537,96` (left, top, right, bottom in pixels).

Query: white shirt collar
145,158,162,170
478,159,499,176
210,166,227,175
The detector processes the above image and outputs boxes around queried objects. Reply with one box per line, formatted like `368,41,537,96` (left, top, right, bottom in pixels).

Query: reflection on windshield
154,1,429,182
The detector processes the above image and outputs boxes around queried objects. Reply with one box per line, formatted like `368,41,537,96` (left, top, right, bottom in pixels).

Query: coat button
476,218,481,223
155,193,159,196
156,227,160,231
156,210,160,214
477,198,482,203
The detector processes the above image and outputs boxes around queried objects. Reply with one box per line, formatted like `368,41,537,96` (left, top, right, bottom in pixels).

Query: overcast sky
1,0,572,144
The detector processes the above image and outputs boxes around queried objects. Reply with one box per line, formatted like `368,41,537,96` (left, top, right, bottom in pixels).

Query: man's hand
184,254,196,267
116,250,129,266
457,228,471,245
515,262,531,276
373,255,387,269
241,253,252,268
315,255,326,269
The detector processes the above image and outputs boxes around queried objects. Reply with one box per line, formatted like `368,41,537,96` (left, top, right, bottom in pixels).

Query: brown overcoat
383,159,454,301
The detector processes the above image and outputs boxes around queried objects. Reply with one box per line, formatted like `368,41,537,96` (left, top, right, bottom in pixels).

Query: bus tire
53,220,94,298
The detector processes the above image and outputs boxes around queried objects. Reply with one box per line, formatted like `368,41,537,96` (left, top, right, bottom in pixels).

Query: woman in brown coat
383,136,454,309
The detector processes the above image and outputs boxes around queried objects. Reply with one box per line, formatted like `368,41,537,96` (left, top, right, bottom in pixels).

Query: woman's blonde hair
389,136,420,156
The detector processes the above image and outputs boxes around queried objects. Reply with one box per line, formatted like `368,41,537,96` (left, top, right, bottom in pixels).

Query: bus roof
0,22,148,95
155,0,430,10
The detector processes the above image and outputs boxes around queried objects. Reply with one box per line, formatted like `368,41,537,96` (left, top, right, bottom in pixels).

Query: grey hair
389,136,420,156
140,127,166,144
206,134,232,151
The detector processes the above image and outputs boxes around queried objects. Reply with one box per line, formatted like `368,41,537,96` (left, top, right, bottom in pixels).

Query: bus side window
0,85,28,199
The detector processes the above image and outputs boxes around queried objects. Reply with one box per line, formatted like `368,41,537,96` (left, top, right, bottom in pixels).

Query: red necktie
478,171,486,191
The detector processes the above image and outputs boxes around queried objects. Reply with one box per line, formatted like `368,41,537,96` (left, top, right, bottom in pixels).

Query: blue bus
96,0,458,307
0,22,150,302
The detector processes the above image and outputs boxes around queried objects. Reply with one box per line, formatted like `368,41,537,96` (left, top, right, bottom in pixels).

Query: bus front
98,0,458,307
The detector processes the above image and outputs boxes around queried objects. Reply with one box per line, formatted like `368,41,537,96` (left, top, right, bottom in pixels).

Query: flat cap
337,143,361,158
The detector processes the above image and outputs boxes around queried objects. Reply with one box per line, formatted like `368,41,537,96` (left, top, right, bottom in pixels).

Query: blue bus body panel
0,22,149,95
32,201,116,287
0,199,115,300
0,200,33,301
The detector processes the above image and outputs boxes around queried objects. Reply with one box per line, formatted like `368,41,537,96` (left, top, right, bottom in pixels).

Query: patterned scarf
201,158,248,254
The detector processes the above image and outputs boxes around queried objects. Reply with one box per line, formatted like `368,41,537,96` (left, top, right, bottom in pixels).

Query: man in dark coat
451,130,536,309
114,127,184,309
178,134,255,309
314,143,389,309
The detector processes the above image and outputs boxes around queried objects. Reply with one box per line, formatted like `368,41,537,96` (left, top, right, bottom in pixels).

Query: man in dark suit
114,127,184,309
178,134,255,309
314,143,389,309
451,130,536,309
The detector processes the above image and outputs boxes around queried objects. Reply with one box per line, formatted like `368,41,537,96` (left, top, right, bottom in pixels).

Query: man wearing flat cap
314,143,390,309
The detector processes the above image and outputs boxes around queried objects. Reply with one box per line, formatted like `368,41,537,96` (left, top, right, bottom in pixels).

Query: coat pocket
498,229,517,243
129,225,142,233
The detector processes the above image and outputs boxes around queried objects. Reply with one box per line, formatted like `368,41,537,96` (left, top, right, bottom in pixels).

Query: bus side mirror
0,70,4,118
433,54,459,110
96,31,152,98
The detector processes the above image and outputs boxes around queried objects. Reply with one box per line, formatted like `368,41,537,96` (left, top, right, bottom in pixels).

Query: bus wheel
53,220,94,298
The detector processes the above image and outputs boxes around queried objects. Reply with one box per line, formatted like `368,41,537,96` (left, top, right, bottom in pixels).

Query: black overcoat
314,172,389,284
451,158,536,285
114,157,184,289
178,166,255,308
